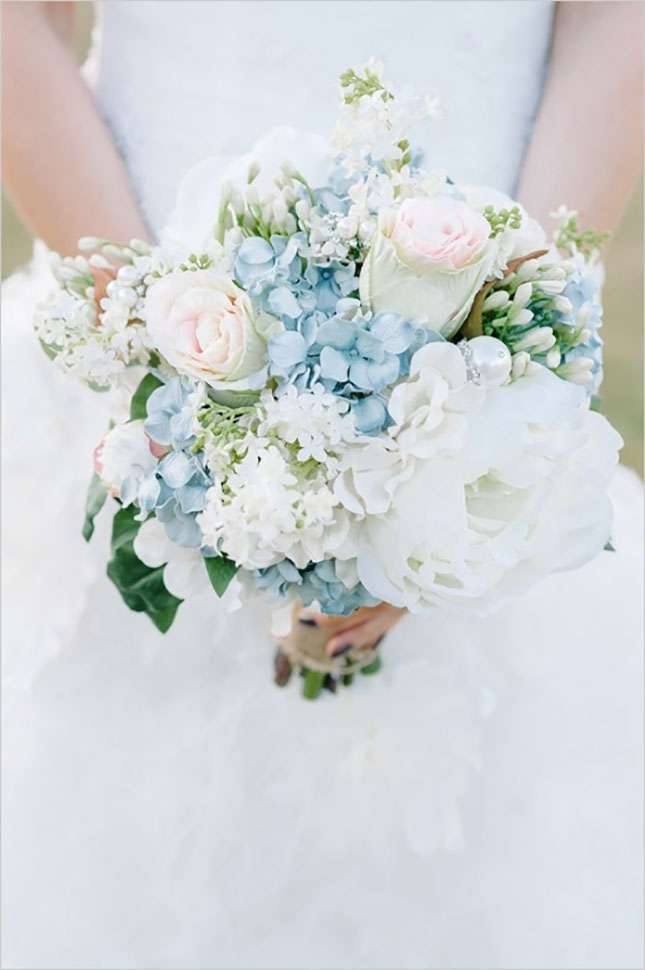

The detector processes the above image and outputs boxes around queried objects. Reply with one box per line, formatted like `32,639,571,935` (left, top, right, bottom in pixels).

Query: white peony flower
351,365,621,614
359,197,496,337
94,420,156,497
145,268,279,389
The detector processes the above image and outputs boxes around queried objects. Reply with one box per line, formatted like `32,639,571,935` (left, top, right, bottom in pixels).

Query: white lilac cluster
332,60,440,175
196,385,358,571
37,63,621,635
35,239,154,387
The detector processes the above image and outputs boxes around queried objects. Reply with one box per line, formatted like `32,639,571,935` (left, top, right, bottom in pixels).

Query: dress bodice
93,1,554,235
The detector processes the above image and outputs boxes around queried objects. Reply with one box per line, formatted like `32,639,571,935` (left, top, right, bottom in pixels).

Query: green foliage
484,205,522,238
204,554,238,597
555,214,610,256
38,339,59,361
340,66,393,105
361,655,382,676
129,372,164,420
82,472,108,542
302,669,326,700
177,253,213,273
106,506,182,633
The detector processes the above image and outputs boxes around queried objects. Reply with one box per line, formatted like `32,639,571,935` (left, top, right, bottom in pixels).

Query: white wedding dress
2,3,643,968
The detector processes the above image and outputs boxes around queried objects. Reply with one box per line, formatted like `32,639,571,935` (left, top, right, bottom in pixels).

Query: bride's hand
90,265,117,304
298,603,406,658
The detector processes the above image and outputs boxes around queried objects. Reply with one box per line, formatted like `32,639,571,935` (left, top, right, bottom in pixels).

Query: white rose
145,268,278,389
359,196,496,337
94,420,156,496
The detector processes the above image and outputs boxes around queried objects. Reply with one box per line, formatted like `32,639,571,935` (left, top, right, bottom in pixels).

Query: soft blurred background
2,3,643,472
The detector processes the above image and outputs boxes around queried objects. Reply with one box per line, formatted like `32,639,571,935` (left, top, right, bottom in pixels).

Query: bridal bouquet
36,63,620,696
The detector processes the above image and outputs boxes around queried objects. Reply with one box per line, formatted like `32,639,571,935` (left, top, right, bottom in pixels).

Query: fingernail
299,617,317,627
330,642,353,658
273,649,292,687
361,634,386,653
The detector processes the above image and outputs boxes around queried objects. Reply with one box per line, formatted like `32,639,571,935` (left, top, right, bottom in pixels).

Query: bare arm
517,1,643,231
2,1,150,253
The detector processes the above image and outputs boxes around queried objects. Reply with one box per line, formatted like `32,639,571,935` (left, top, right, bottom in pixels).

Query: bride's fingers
297,606,375,631
324,617,388,657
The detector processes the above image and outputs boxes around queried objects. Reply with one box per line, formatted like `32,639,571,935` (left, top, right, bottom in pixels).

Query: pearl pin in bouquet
460,336,512,387
35,62,620,699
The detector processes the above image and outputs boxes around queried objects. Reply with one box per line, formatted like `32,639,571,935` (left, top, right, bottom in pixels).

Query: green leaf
604,540,616,552
302,669,325,700
110,504,142,553
129,372,164,420
204,554,238,597
39,339,59,361
82,472,108,542
106,506,182,633
360,655,382,676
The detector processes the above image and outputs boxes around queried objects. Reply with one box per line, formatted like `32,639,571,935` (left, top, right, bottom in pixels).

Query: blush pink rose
390,197,491,271
144,269,272,387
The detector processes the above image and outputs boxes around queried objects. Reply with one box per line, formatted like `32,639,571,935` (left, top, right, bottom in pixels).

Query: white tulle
2,3,643,967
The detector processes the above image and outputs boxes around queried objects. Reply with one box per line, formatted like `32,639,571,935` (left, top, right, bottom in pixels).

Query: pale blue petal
355,331,386,362
319,346,349,382
159,451,195,489
316,317,358,351
366,355,400,390
269,331,307,368
177,483,208,514
237,237,275,265
268,286,302,319
137,474,161,512
352,396,388,433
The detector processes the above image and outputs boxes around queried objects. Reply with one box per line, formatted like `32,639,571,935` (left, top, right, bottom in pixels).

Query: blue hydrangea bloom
268,305,441,432
122,378,213,547
234,234,303,292
255,558,379,615
144,378,197,450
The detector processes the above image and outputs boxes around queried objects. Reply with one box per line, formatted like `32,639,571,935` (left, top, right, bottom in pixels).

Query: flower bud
483,290,510,311
513,282,533,307
514,326,556,353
